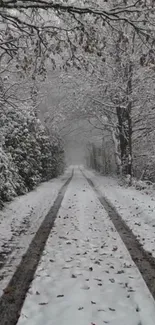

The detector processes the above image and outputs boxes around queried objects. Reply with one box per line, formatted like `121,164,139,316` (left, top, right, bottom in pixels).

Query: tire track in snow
82,170,155,300
0,171,73,325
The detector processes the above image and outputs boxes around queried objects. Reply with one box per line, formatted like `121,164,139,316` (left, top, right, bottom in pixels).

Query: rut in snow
0,171,73,325
83,170,155,300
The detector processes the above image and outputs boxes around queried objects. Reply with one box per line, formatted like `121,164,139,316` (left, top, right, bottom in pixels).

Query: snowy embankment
84,168,155,259
0,169,72,296
18,169,155,325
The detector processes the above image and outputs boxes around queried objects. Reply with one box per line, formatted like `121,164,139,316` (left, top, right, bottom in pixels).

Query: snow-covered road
17,168,155,325
0,168,72,296
84,169,155,259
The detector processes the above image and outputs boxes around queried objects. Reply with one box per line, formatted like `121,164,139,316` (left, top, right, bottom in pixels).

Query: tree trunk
126,61,133,183
111,126,122,175
116,61,133,181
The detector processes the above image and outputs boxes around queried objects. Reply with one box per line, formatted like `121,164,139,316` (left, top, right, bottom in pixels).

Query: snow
84,168,155,258
18,168,155,325
0,169,71,296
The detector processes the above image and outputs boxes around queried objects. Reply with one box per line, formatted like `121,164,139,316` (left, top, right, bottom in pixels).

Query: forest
0,3,155,325
0,0,155,206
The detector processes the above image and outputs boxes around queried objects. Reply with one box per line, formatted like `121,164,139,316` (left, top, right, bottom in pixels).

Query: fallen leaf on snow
117,270,124,274
112,246,118,251
98,308,105,312
109,307,115,311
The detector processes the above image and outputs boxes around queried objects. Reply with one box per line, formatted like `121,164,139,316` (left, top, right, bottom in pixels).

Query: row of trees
0,0,155,206
38,49,155,183
84,17,155,182
0,94,64,207
50,1,154,183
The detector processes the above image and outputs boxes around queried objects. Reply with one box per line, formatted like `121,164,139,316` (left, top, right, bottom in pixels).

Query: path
0,168,155,325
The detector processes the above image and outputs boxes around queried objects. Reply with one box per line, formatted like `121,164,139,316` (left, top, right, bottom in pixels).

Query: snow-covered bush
36,123,64,181
0,104,64,207
0,147,25,207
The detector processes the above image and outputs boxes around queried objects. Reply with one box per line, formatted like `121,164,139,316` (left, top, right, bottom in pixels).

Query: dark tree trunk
126,61,133,179
116,61,133,179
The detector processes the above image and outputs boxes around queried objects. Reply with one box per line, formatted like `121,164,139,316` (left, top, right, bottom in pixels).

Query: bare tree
0,1,154,69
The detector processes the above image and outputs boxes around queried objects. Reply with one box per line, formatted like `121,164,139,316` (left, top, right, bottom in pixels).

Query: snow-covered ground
0,169,72,296
84,168,155,259
18,169,155,325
